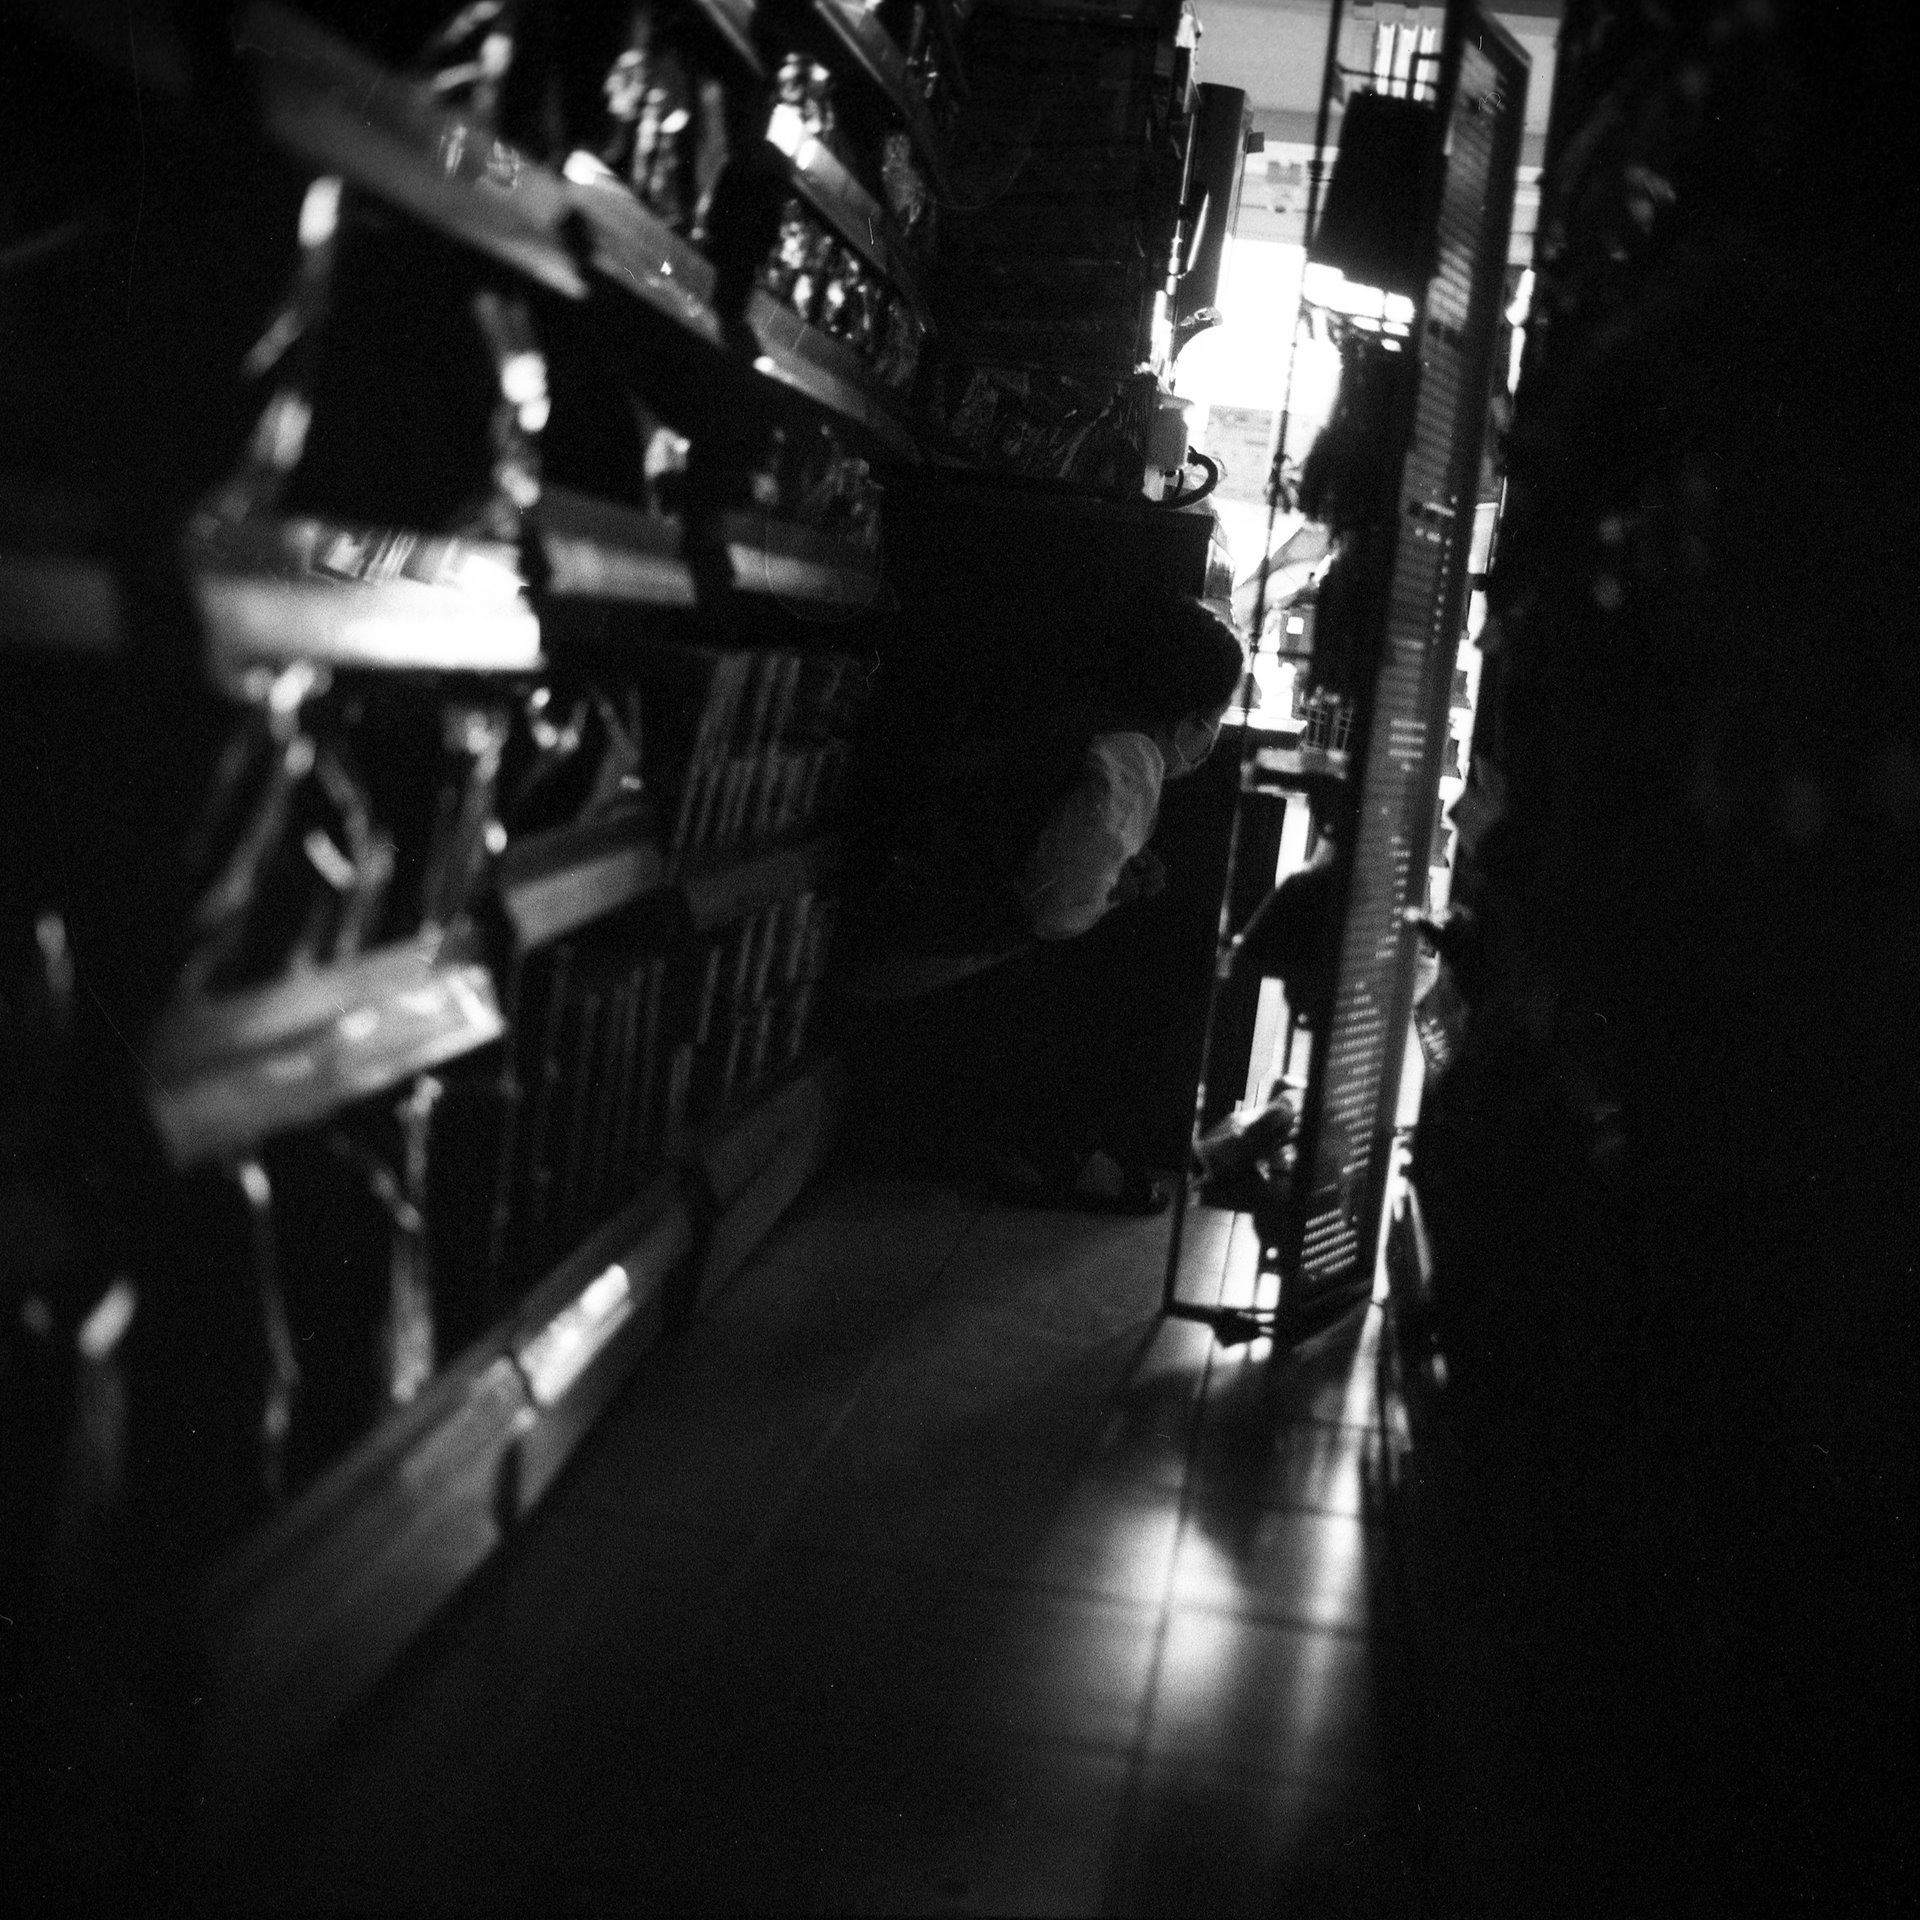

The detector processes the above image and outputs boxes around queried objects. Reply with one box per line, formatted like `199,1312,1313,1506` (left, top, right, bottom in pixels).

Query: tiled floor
230,1176,1408,1915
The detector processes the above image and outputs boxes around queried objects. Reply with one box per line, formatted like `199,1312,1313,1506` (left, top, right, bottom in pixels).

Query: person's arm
1018,732,1165,939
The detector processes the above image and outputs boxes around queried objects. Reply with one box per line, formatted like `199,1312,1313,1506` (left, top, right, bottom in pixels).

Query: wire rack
1163,0,1528,1346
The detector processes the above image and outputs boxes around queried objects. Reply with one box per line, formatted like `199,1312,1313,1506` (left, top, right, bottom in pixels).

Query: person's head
1098,593,1245,778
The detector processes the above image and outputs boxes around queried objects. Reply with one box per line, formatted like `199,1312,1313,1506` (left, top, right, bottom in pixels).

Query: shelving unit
495,808,667,955
719,510,885,606
4,1,955,1854
764,101,933,324
238,3,589,302
142,932,506,1171
197,1171,694,1817
189,514,545,676
742,289,923,462
688,0,768,77
804,0,955,196
529,488,696,612
1162,1,1528,1338
682,832,840,932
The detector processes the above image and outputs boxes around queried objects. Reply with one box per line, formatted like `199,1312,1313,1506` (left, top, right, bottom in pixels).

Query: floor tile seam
1179,1489,1372,1522
1098,1313,1234,1913
897,1315,1168,1379
704,1197,996,1610
1158,1591,1377,1641
775,1507,1378,1632
1127,1748,1392,1799
885,1712,1145,1773
760,1536,1174,1628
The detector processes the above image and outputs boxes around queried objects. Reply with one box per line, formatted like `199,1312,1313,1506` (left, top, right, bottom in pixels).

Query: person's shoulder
1087,730,1166,792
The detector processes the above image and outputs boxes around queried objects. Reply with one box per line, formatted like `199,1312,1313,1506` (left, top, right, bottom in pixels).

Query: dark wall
1408,1,1917,1909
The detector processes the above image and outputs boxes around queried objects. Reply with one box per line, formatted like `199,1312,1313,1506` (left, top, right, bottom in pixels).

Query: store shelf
679,833,841,932
143,932,506,1170
237,2,587,301
764,103,932,325
721,511,885,608
692,1054,845,1311
744,290,921,463
197,1175,690,1819
805,0,953,196
559,164,729,354
188,515,543,677
496,807,668,954
530,486,697,609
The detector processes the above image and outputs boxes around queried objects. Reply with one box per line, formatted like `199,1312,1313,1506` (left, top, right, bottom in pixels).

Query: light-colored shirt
1018,730,1166,939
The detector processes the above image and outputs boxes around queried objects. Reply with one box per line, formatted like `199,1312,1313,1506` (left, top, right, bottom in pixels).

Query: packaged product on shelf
748,901,787,1007
771,53,863,180
745,995,782,1090
220,172,548,544
794,660,856,748
724,911,761,1011
660,1039,695,1159
262,1122,417,1488
493,934,681,1291
473,0,744,248
781,979,818,1067
173,690,393,1001
927,365,1155,493
496,680,647,842
618,644,752,863
880,132,937,254
418,705,512,931
690,939,727,1048
170,674,514,1009
535,298,692,514
781,892,817,987
801,896,840,980
627,953,671,1173
421,1051,519,1353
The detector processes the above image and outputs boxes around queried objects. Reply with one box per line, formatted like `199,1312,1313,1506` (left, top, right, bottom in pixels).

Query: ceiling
1201,2,1562,263
1198,1,1562,155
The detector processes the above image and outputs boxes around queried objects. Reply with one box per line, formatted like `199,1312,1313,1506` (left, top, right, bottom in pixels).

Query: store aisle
229,1178,1407,1915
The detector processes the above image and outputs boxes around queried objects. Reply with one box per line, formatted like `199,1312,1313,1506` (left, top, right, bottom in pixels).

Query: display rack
1285,8,1525,1314
239,2,589,301
196,1172,694,1816
804,0,955,196
4,0,948,1858
529,488,697,612
190,515,545,676
764,101,933,324
496,809,667,955
143,932,506,1170
1163,0,1527,1337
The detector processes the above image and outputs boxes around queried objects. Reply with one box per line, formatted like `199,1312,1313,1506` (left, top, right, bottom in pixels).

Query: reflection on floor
232,1180,1407,1915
